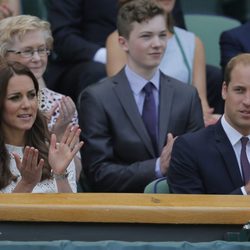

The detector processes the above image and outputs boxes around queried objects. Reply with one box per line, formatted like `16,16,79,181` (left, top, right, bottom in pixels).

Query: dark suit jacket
168,120,244,195
220,21,250,72
47,0,117,62
45,0,118,89
78,69,204,192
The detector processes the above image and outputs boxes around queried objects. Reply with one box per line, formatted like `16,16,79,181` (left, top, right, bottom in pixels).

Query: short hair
0,15,53,59
224,53,250,86
117,0,166,39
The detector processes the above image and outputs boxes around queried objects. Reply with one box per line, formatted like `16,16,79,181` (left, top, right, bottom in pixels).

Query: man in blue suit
168,53,250,195
220,21,250,73
78,0,204,193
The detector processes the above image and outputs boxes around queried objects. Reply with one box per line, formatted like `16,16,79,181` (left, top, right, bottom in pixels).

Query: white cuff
94,48,107,64
155,157,164,178
241,186,248,195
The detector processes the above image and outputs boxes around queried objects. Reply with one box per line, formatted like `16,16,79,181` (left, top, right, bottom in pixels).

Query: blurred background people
44,0,118,103
220,20,250,74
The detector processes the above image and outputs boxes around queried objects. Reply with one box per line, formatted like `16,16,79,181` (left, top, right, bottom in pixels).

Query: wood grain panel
0,193,249,224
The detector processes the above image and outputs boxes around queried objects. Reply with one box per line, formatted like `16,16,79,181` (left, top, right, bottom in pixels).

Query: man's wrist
155,157,164,178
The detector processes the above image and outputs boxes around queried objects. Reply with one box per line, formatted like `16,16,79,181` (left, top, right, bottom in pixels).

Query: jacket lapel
158,73,174,151
214,121,244,188
112,70,155,156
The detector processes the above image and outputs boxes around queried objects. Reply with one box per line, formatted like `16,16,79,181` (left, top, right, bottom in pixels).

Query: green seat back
144,177,170,194
21,0,48,20
184,14,241,67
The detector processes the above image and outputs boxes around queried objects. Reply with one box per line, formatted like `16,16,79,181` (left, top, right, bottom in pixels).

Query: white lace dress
1,144,77,193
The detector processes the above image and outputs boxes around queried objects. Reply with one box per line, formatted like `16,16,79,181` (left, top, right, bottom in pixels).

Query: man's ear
221,81,227,101
118,35,129,52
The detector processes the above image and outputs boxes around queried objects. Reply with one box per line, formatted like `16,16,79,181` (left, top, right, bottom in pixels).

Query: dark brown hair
0,62,51,189
117,0,166,38
118,0,174,34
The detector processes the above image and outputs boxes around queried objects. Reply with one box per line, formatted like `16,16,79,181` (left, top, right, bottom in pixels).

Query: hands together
44,96,76,140
203,107,221,127
160,133,177,176
0,3,13,20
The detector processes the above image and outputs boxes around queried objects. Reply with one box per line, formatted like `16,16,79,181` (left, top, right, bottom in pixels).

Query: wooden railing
0,193,249,224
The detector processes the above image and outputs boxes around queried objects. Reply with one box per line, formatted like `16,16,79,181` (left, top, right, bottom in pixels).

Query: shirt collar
125,65,160,95
221,115,250,146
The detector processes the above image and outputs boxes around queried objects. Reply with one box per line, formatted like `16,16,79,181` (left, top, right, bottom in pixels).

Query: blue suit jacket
220,21,250,72
168,120,244,195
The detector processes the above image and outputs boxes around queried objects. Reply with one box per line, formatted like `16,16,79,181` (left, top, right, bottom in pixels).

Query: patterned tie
142,82,158,154
240,137,250,184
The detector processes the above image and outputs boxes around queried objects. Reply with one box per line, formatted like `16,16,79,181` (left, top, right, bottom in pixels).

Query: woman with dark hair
0,63,83,193
0,15,82,181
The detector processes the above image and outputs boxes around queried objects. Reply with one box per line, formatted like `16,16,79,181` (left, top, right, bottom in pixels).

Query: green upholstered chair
21,0,48,20
184,14,241,67
144,177,170,194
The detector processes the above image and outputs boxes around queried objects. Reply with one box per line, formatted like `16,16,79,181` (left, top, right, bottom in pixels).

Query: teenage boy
79,0,204,192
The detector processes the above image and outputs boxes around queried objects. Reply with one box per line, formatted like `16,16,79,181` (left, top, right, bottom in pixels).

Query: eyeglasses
7,48,51,58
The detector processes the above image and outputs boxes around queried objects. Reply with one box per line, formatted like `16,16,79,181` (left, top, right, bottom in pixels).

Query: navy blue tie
142,82,158,154
240,137,250,184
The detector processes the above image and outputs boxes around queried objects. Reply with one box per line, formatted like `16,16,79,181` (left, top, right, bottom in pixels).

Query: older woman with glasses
0,15,82,180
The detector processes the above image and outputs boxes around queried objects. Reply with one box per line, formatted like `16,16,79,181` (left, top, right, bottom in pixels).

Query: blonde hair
0,15,53,58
